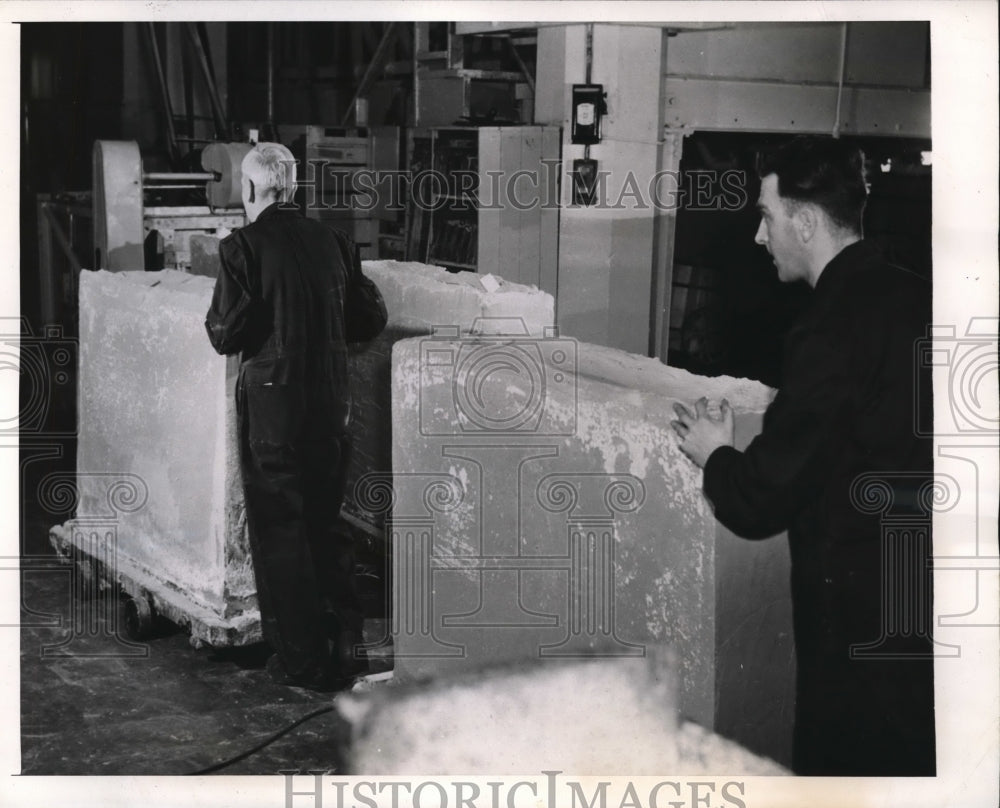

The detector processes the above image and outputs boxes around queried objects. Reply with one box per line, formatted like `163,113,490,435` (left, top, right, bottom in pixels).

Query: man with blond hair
206,143,386,690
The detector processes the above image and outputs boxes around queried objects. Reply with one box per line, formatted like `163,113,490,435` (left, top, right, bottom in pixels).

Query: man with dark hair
205,143,387,690
672,136,935,775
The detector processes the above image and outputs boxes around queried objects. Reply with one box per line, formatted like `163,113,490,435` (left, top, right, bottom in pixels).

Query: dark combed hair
756,136,868,234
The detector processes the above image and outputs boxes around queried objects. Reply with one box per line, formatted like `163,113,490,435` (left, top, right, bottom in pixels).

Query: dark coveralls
205,203,385,681
703,240,935,775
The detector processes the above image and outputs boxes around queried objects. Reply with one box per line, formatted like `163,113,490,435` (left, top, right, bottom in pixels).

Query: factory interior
16,20,934,776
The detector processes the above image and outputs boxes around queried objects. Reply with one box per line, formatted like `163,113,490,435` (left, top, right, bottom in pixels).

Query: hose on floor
187,704,336,775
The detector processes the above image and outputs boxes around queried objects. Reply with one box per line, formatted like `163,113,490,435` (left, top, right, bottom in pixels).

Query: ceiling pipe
266,23,276,129
185,22,228,139
340,22,399,127
143,23,180,167
833,22,848,138
505,34,535,96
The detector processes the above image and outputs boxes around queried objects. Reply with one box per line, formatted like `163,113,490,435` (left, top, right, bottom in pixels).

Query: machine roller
92,139,252,271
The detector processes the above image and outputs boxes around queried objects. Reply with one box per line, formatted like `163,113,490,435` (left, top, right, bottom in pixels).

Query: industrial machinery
92,139,251,272
298,125,403,259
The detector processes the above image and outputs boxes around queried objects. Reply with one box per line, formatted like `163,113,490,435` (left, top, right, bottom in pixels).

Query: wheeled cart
49,520,260,646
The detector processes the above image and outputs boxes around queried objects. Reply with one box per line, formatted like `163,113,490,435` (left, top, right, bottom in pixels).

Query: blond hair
241,142,297,203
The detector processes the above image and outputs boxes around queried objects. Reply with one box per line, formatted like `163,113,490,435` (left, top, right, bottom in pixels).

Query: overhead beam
341,22,400,126
455,22,734,35
662,77,930,137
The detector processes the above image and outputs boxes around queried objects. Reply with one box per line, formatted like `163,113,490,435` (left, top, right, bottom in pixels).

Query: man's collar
813,239,878,293
255,202,302,222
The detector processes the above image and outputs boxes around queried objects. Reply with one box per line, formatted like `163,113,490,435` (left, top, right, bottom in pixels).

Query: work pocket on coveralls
245,384,307,451
242,357,307,459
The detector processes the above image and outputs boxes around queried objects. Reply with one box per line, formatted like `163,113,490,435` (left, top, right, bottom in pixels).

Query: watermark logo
418,320,577,437
280,772,751,808
355,471,467,659
288,159,751,214
920,318,1000,632
914,318,999,437
356,466,647,661
535,473,646,655
1,319,153,657
356,321,645,662
848,471,961,659
1,317,76,437
850,317,1000,657
29,472,151,658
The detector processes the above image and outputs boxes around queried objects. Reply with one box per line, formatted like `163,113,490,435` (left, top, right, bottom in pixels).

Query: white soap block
62,269,256,644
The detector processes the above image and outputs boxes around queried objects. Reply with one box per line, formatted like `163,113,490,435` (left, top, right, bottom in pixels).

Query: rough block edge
49,521,262,648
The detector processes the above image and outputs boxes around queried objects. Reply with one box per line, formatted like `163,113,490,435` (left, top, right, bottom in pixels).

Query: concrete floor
18,432,391,776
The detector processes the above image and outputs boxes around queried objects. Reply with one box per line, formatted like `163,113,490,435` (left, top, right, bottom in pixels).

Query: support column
535,25,666,356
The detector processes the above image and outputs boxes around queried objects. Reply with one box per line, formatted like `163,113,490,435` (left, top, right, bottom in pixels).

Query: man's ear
248,179,255,204
795,204,818,243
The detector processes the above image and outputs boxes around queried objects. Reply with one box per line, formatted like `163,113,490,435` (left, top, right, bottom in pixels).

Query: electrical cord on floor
187,704,336,775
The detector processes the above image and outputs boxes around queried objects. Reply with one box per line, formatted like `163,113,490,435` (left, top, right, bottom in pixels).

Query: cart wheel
123,596,155,641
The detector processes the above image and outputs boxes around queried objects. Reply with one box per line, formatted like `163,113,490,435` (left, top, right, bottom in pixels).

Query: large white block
57,269,256,643
62,261,557,640
388,334,796,765
361,260,555,336
343,261,555,533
